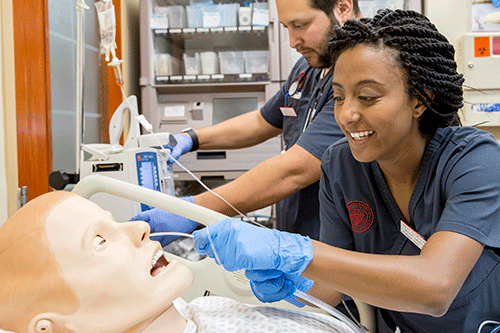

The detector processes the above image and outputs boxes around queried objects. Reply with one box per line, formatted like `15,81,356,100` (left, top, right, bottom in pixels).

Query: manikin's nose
123,221,150,247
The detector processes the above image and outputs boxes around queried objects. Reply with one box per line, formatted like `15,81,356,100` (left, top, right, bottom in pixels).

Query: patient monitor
79,96,177,221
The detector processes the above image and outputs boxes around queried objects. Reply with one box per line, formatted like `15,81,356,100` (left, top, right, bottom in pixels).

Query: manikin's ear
28,314,67,333
334,0,354,25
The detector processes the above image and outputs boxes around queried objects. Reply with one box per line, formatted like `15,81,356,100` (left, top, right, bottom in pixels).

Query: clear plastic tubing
199,229,367,333
150,232,194,239
293,289,368,333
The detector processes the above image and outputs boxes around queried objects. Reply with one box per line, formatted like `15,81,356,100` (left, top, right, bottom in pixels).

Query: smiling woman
187,9,500,333
0,191,356,333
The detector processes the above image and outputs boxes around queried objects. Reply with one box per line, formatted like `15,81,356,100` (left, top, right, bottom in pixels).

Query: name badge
400,220,426,250
280,107,297,117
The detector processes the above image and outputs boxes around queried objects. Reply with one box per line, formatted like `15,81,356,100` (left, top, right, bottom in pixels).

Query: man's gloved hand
129,196,200,246
192,218,313,274
246,269,314,305
166,133,193,164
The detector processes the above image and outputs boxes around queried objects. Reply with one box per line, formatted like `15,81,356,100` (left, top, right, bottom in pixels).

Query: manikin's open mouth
150,251,169,277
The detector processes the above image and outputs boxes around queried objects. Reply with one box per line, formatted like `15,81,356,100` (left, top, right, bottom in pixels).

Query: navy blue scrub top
319,126,500,332
260,57,344,240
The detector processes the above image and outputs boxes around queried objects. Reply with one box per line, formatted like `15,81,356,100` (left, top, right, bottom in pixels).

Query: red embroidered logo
346,201,374,233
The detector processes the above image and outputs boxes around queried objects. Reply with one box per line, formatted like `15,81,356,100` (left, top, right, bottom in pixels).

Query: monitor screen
141,161,155,190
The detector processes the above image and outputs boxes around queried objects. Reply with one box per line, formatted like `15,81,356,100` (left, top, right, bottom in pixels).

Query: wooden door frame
14,0,52,201
13,0,122,201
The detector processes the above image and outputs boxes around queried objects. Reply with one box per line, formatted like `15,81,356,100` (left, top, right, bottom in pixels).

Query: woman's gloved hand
246,269,314,304
192,218,313,274
129,196,200,246
167,133,193,164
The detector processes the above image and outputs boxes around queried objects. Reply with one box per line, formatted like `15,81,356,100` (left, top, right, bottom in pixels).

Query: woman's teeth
350,130,374,141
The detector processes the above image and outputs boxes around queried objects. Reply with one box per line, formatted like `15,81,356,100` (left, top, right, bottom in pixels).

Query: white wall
0,0,17,224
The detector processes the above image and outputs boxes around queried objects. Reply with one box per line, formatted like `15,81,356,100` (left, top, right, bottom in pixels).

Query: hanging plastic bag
95,0,117,61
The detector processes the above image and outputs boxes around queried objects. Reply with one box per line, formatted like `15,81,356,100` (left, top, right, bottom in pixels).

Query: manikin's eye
93,235,106,251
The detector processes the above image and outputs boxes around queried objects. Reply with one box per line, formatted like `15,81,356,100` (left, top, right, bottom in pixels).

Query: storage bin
183,53,201,75
202,3,222,28
155,53,181,76
218,51,244,74
186,3,204,28
243,50,269,73
239,6,252,26
166,6,186,28
220,3,239,27
151,6,169,29
200,51,219,74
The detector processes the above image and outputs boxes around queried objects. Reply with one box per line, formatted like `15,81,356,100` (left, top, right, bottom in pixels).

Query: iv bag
95,0,117,61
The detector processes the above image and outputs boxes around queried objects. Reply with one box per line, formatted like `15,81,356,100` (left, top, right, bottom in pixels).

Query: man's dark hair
329,9,464,135
310,0,361,18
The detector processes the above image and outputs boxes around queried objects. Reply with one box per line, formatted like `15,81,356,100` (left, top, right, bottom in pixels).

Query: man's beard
310,14,339,68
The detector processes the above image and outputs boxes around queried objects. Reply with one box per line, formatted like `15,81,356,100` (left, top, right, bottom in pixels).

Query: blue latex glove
493,0,500,8
166,133,193,165
129,196,200,246
246,269,314,305
192,218,313,274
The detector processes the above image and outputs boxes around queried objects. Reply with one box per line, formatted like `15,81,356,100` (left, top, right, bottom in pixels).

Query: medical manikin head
0,191,194,333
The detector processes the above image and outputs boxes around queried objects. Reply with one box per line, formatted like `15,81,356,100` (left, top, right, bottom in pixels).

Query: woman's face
332,44,426,164
45,195,194,332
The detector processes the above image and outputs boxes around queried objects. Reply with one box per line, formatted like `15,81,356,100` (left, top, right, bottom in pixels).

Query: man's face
276,0,340,68
45,195,194,332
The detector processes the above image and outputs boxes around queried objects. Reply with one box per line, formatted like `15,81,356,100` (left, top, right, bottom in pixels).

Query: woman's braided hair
329,9,464,135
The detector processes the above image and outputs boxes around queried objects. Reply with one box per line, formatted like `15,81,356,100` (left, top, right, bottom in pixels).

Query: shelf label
184,28,196,34
239,73,252,79
197,28,210,33
198,75,210,80
156,76,169,82
169,28,182,34
170,76,183,81
210,27,224,33
153,29,168,34
212,74,224,79
225,27,238,32
239,26,252,32
184,75,196,80
164,105,186,118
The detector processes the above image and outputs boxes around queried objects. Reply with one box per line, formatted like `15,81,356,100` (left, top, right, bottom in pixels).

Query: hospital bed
72,175,376,333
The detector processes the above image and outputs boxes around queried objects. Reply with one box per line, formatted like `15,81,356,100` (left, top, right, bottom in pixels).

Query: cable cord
135,115,267,229
478,320,500,333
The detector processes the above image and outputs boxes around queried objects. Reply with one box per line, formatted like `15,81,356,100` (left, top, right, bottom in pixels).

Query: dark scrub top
260,57,344,240
319,126,500,332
